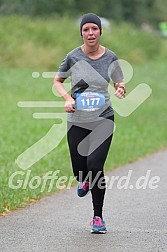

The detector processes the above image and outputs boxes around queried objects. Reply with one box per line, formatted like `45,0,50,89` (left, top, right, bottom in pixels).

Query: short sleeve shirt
57,47,123,122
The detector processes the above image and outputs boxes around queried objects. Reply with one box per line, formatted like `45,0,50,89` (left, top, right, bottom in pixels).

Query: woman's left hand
114,82,126,99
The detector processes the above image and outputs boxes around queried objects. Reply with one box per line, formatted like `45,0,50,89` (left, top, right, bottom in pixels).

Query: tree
0,0,166,27
152,0,167,22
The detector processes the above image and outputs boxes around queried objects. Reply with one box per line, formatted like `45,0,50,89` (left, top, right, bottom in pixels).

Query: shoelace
90,217,103,227
81,182,89,191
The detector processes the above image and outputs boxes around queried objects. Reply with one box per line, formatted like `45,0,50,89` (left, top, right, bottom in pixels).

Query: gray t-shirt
57,47,123,122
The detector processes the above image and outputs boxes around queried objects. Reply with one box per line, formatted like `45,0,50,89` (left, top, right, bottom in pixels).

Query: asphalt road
0,149,167,252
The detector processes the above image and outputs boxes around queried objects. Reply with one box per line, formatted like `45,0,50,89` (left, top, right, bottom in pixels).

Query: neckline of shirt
79,47,107,61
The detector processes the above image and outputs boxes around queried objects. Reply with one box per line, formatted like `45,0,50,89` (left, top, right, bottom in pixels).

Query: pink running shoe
90,216,107,234
77,181,90,197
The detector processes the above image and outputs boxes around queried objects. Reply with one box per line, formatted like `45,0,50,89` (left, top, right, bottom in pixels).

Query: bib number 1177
76,92,105,111
81,97,100,107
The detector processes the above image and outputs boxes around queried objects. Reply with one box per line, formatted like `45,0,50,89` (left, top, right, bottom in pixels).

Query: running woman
54,13,126,234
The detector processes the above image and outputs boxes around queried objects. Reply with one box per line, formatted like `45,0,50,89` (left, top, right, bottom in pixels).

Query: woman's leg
67,122,91,182
88,135,113,218
86,117,114,218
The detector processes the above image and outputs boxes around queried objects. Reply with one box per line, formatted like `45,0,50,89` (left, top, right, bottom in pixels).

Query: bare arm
54,76,75,113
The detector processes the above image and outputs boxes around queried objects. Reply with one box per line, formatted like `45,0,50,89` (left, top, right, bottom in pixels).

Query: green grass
0,15,167,68
0,16,167,213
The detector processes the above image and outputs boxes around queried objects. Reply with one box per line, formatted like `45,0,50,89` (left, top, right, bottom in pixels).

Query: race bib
76,92,105,111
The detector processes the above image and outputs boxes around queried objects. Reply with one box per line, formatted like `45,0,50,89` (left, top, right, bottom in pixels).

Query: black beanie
80,13,102,36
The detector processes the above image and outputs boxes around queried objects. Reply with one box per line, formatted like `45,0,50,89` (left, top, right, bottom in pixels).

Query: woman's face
81,23,100,46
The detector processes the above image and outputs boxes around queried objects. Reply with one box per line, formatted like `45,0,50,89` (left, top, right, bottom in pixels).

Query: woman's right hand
64,97,75,113
54,77,75,113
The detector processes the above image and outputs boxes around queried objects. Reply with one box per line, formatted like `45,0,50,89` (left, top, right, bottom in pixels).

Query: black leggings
67,115,114,218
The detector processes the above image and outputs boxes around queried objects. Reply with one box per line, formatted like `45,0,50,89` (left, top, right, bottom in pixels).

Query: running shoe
77,181,90,197
90,216,107,234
